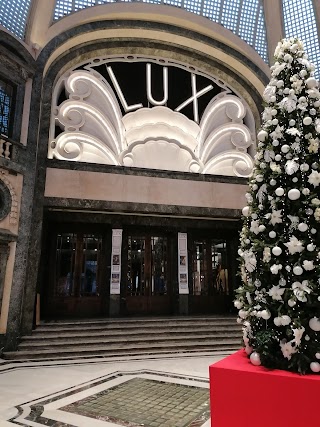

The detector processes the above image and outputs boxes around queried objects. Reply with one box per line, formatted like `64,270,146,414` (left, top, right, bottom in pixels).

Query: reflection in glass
55,233,102,297
127,236,167,296
192,239,228,296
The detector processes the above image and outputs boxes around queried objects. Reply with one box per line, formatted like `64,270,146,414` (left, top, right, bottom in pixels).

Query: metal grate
282,0,320,78
53,0,269,62
0,79,14,137
0,0,32,39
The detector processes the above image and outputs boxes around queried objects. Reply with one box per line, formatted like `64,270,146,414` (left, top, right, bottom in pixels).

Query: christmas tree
235,38,320,374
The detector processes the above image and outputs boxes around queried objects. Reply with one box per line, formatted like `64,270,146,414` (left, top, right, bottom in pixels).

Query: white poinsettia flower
270,125,284,139
303,260,315,270
292,327,305,347
292,280,312,302
250,220,260,235
272,62,287,77
280,340,296,360
279,96,297,113
263,85,277,102
262,107,274,122
264,149,275,162
308,170,320,187
307,88,320,99
284,235,304,254
312,198,320,205
268,285,285,300
270,264,282,275
285,160,299,175
270,209,282,225
286,127,301,136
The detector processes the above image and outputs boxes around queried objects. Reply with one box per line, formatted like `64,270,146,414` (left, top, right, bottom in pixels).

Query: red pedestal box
209,349,320,427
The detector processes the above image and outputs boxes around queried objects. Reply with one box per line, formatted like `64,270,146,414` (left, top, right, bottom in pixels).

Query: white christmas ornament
242,206,250,217
298,223,308,232
288,189,300,200
275,188,285,196
257,130,268,142
272,140,279,147
310,362,320,373
300,163,310,172
293,266,303,275
281,315,291,326
250,352,261,366
275,154,282,161
288,299,296,307
269,231,276,238
261,310,271,320
306,77,318,88
289,119,296,126
303,117,312,126
258,225,266,232
309,317,320,332
238,310,248,319
307,244,316,251
270,179,277,186
272,246,282,256
281,145,290,153
316,353,320,359
256,175,263,182
272,119,279,125
274,317,282,327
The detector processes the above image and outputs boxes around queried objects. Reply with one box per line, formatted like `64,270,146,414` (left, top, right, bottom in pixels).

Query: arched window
0,0,32,39
53,0,268,63
282,0,320,78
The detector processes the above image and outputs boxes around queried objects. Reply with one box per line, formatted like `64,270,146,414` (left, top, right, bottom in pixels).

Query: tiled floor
0,352,227,427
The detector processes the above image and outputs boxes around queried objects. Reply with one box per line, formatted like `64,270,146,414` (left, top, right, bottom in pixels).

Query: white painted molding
49,64,255,177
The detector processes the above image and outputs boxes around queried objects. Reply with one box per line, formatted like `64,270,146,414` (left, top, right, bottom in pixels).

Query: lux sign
106,64,213,124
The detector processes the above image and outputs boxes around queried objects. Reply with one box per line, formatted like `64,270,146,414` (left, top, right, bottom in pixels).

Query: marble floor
0,351,228,427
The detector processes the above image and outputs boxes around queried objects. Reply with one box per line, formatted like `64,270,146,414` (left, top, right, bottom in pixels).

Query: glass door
45,232,104,318
190,237,230,313
125,234,172,314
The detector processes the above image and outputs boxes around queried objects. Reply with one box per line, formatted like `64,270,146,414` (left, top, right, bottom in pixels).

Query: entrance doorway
43,232,106,318
189,238,230,313
124,234,174,315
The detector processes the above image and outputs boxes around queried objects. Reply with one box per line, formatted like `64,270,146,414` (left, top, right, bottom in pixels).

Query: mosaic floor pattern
9,370,210,427
62,377,209,427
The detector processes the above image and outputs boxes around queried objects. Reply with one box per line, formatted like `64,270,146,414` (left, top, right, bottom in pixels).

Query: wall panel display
178,232,189,294
110,229,122,295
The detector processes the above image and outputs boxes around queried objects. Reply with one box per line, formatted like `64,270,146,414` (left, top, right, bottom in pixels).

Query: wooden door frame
41,223,111,319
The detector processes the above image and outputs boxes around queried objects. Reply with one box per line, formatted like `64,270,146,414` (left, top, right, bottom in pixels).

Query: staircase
3,316,242,361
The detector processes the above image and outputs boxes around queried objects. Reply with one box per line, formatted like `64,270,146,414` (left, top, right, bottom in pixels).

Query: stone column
263,0,284,64
0,243,10,311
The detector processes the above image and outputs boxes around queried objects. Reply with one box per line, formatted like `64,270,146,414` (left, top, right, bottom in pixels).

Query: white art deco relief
49,65,255,177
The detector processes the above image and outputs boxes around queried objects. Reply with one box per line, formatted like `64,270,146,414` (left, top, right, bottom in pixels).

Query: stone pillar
0,243,10,312
263,0,284,63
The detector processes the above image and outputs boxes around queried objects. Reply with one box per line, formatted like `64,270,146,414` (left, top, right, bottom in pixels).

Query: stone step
19,334,241,349
25,326,241,340
4,341,240,361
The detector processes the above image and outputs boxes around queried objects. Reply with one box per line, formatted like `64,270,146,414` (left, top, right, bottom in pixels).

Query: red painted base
209,349,320,427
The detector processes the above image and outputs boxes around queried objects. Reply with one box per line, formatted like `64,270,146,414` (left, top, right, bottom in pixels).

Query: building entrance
43,232,107,318
123,234,174,315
